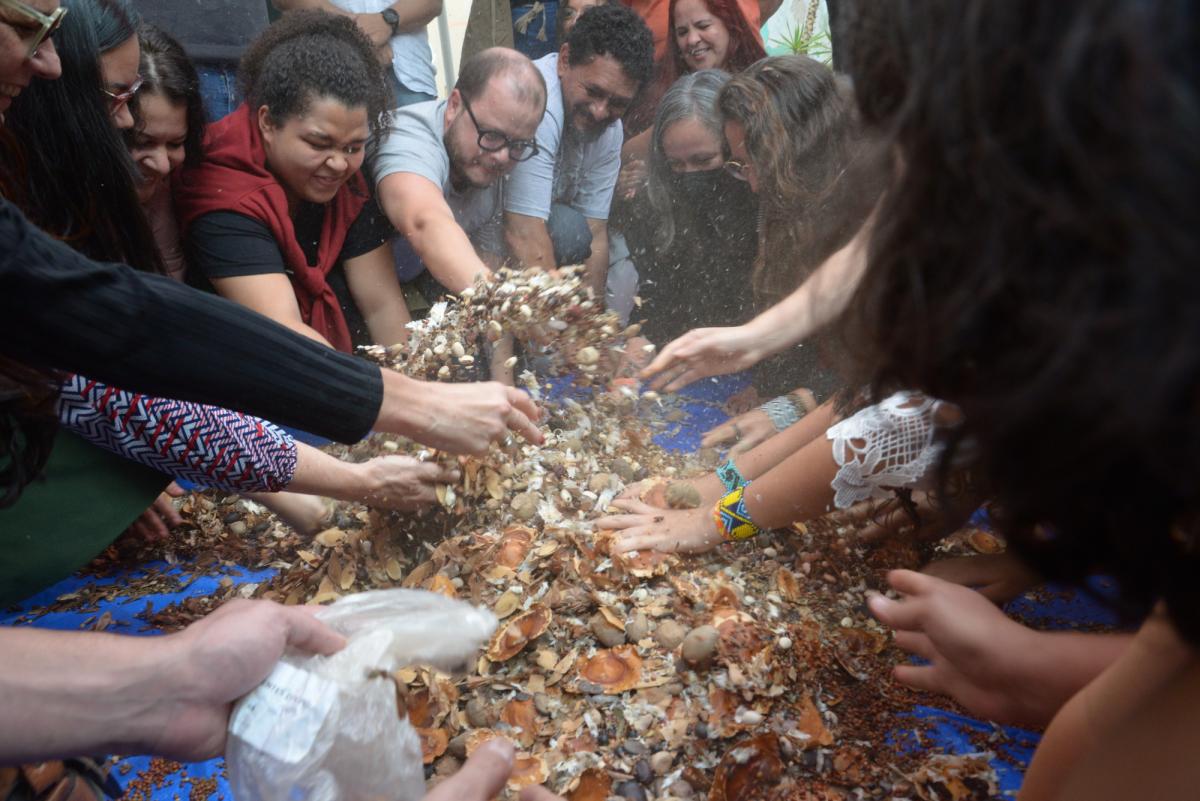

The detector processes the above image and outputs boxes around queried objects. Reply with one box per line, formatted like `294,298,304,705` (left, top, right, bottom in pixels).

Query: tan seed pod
486,605,552,661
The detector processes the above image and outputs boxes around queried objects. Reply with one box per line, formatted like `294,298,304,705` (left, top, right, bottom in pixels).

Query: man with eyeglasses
502,4,652,297
373,47,547,297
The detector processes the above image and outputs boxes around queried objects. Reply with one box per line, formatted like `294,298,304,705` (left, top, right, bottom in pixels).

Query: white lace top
825,391,960,509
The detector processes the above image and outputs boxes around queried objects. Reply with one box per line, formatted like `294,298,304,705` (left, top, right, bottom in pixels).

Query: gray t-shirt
503,53,622,222
370,99,503,253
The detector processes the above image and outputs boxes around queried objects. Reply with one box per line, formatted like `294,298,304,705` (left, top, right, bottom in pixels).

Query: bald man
372,47,548,295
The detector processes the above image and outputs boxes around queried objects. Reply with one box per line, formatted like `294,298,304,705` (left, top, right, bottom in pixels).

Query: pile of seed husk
361,264,645,385
77,267,1006,800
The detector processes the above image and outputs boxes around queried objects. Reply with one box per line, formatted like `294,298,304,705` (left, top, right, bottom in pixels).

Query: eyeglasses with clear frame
0,0,67,59
459,94,539,162
104,74,144,109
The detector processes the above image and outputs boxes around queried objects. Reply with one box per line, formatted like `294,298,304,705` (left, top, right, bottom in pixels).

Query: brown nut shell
709,733,784,801
496,524,535,568
486,604,552,661
575,644,643,693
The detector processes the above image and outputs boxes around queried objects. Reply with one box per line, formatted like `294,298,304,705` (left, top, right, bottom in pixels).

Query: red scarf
175,103,367,353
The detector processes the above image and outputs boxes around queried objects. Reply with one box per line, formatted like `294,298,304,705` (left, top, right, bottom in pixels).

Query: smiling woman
175,10,412,354
2,0,166,274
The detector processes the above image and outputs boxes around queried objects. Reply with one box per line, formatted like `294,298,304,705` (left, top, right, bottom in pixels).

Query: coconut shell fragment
709,733,784,801
496,525,535,568
487,605,552,661
566,767,612,801
574,645,643,693
417,727,448,765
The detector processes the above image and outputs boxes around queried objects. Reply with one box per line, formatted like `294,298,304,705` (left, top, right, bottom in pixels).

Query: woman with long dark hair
4,0,163,273
838,2,1200,797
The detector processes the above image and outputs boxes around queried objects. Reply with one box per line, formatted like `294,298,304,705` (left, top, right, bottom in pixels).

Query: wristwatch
380,7,400,36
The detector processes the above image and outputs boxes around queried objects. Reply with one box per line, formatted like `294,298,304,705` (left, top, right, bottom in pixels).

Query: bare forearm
409,219,490,295
388,0,442,30
0,628,179,761
741,430,841,530
286,442,377,502
583,222,608,296
504,216,555,269
745,226,870,354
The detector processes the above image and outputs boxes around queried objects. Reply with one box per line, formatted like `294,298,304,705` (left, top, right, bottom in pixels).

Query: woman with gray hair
625,69,758,347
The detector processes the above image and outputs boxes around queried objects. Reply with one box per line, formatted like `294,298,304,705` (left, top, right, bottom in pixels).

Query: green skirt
0,431,168,607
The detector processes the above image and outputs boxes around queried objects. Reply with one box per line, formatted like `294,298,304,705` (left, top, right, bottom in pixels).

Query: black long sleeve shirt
0,198,382,443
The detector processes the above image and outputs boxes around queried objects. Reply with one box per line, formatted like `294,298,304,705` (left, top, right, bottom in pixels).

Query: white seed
777,636,793,650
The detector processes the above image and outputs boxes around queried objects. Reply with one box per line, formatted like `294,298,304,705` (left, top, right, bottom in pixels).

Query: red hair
665,0,766,84
625,0,765,137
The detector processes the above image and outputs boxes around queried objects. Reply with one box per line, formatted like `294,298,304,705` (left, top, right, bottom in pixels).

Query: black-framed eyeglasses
460,95,539,162
0,0,67,59
104,74,144,108
723,159,755,182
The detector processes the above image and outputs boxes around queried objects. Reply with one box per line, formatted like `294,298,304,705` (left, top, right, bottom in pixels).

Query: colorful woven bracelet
716,458,749,493
712,484,763,542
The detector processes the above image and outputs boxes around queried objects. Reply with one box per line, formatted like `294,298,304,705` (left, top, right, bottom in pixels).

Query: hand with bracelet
702,387,818,454
597,459,760,554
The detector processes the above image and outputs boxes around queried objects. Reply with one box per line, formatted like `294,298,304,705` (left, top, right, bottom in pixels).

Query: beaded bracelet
713,484,763,542
759,395,802,432
716,458,749,493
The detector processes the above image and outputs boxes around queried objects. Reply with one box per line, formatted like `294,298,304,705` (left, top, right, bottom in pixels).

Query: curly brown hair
238,10,390,139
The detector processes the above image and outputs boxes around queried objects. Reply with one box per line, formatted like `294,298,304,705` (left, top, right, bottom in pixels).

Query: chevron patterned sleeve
55,374,298,493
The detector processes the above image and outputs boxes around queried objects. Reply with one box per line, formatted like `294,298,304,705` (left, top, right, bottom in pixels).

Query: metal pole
437,3,457,96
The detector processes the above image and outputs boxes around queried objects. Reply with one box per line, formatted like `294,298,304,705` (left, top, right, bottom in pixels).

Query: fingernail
478,737,515,766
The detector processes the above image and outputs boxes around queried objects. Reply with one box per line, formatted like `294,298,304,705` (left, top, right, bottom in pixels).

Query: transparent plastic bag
226,589,497,801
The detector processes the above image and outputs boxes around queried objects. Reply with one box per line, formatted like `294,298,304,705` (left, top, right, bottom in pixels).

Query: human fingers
153,494,184,529
700,423,737,448
128,516,159,542
886,568,939,598
423,738,515,801
892,663,948,696
406,460,462,485
609,498,658,515
281,604,347,656
661,366,710,394
638,333,694,382
165,481,187,498
611,528,671,553
507,387,541,422
519,786,565,801
865,590,925,633
141,508,171,540
892,630,937,662
505,390,544,444
592,513,652,531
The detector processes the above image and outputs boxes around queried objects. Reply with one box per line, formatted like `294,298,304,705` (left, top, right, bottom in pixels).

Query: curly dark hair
132,23,206,167
840,2,1200,642
238,10,390,139
565,3,655,89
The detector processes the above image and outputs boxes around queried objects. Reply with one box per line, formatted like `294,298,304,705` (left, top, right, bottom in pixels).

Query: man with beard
502,4,653,296
373,47,546,295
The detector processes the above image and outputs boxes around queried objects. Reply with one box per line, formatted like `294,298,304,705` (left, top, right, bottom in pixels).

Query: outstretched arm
642,220,872,392
377,172,493,295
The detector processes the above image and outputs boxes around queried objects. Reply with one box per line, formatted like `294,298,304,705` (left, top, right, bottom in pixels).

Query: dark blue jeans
197,64,241,122
386,71,436,108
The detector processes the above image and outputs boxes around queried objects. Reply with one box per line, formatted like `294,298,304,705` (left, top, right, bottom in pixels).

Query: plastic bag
226,589,497,801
